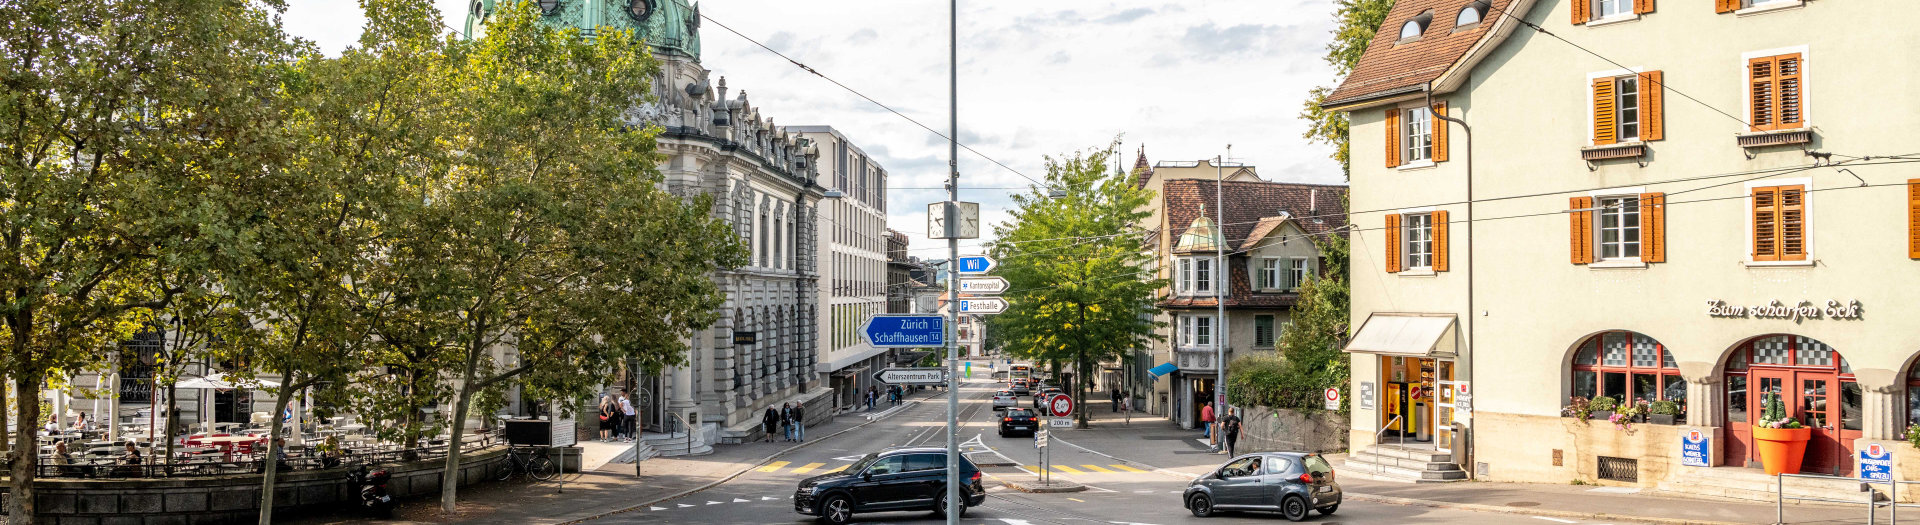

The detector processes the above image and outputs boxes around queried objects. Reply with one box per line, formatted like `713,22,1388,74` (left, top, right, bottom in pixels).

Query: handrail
666,411,695,456
1774,472,1893,524
1372,415,1403,476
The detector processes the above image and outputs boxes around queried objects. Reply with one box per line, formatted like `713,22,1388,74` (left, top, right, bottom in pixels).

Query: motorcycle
347,463,395,518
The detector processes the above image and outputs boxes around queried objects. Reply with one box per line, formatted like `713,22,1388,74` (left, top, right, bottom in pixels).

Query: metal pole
1776,474,1783,525
1212,153,1227,452
944,0,961,522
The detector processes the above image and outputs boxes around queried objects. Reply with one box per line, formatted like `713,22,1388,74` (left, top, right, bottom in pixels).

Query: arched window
1456,3,1485,26
1399,19,1426,40
1572,331,1684,410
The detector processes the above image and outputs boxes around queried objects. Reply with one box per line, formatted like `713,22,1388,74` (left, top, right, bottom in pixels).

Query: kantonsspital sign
958,276,1009,294
958,297,1009,315
955,255,997,274
1860,442,1894,481
859,314,946,348
873,368,949,385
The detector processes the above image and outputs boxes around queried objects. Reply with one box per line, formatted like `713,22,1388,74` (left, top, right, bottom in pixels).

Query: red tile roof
1327,0,1515,107
1158,180,1348,310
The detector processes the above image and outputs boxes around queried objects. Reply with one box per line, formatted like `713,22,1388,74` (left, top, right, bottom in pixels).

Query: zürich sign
1705,299,1863,323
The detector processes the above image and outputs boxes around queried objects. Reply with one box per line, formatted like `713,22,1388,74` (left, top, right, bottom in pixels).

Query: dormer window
1456,2,1486,26
1398,11,1433,42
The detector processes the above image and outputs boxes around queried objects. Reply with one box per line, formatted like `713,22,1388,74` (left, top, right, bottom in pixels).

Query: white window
1176,257,1213,296
1259,258,1281,290
1615,76,1640,141
1597,196,1641,260
1399,20,1423,40
1179,315,1214,348
1289,258,1310,290
1595,0,1630,18
1456,4,1483,26
1403,213,1434,270
1403,107,1432,163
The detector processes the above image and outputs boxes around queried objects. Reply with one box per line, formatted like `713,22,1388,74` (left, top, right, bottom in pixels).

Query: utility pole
943,0,961,522
1212,151,1228,452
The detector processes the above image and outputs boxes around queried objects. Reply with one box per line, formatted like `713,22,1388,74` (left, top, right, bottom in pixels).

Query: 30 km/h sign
859,314,945,348
955,255,997,274
958,276,1009,294
873,368,948,385
958,297,1009,314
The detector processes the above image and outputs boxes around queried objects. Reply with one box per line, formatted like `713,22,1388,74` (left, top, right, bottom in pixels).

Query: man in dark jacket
1221,408,1244,457
791,404,806,442
762,406,780,442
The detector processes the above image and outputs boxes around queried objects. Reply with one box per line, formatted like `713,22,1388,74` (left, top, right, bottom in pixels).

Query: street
583,375,1594,525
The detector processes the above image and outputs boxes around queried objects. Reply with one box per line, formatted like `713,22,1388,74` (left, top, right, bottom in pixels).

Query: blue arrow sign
860,315,946,348
955,255,997,274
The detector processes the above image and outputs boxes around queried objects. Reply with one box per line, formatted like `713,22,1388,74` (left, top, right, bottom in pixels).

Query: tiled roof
1326,0,1515,107
1132,147,1154,188
1239,216,1290,252
1159,180,1347,310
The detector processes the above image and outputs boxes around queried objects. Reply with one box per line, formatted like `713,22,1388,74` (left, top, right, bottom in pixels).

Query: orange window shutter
1432,101,1450,163
1385,214,1404,273
1570,197,1594,264
1572,0,1592,24
1779,186,1806,260
1749,56,1777,131
1635,0,1655,14
1752,187,1780,261
1385,109,1402,168
1716,0,1739,13
1640,192,1666,263
1640,71,1665,141
1908,179,1920,259
1592,79,1617,145
1433,210,1450,272
1774,54,1804,129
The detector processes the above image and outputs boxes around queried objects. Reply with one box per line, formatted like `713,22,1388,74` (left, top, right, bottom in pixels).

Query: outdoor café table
197,435,258,458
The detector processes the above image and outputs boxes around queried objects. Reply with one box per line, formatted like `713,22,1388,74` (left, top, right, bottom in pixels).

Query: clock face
626,0,655,22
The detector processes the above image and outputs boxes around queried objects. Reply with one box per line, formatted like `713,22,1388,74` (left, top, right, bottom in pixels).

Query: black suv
999,408,1039,437
794,447,987,524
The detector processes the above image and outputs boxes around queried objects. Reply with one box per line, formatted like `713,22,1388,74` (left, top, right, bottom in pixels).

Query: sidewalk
295,386,948,525
1047,395,1860,525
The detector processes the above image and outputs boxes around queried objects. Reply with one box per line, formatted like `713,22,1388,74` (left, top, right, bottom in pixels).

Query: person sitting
317,435,344,469
121,442,143,466
51,441,74,466
1244,457,1262,477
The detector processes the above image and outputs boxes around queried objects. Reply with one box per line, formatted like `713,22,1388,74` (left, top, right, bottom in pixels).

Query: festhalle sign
1705,299,1863,323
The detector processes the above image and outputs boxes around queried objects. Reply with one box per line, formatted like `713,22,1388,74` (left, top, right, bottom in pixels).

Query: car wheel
1281,495,1310,522
819,494,853,525
1188,494,1213,517
935,490,968,518
1317,504,1338,516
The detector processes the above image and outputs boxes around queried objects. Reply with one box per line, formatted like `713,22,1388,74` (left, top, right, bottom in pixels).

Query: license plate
1318,486,1333,493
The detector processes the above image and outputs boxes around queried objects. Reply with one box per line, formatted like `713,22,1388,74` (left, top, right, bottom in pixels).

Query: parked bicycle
492,445,558,482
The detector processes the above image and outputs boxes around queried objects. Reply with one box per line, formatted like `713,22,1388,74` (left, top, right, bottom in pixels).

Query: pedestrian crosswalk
1016,464,1152,475
751,461,1154,476
755,461,851,475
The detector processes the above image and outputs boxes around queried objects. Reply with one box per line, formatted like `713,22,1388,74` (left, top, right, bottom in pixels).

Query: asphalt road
582,376,1603,525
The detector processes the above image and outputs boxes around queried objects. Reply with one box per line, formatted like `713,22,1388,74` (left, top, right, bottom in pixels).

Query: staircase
643,425,715,457
610,440,659,464
1341,444,1467,483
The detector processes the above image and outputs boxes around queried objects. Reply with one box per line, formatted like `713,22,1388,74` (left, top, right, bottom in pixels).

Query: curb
1002,480,1087,494
550,394,936,525
1344,492,1752,525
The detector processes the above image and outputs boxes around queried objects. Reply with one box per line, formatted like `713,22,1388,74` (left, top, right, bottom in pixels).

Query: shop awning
1147,362,1179,378
1343,313,1458,357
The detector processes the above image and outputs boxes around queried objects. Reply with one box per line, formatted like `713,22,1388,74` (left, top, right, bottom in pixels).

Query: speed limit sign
1047,393,1075,417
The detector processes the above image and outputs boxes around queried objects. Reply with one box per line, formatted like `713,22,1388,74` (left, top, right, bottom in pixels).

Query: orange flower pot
1753,426,1811,475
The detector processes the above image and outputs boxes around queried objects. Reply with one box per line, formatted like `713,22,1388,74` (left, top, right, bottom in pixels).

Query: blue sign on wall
955,255,997,274
860,315,946,348
1860,442,1894,481
1680,428,1711,467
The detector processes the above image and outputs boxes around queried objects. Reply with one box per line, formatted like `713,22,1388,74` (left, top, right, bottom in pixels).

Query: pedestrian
1111,388,1121,413
1222,408,1243,457
1199,402,1215,439
617,388,637,442
598,391,617,442
792,403,806,442
762,406,780,442
780,403,794,442
867,386,877,410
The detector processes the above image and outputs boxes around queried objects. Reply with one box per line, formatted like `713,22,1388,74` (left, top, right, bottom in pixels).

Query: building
886,230,912,314
791,126,892,412
1134,153,1348,429
1328,0,1920,493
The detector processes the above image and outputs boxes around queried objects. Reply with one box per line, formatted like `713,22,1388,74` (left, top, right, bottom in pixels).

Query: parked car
1031,387,1064,408
999,408,1039,437
992,390,1019,411
1184,452,1340,521
794,447,987,525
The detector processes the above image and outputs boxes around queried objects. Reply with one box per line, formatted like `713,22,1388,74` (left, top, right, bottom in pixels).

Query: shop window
1570,331,1684,414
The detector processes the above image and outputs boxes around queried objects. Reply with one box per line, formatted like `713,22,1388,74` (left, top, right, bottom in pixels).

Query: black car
1184,452,1341,521
794,447,988,525
998,408,1039,437
1031,387,1064,408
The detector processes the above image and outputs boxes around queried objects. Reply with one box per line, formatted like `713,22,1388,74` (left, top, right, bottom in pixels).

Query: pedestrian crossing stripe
1017,466,1040,475
824,464,848,473
756,461,791,472
1108,464,1148,473
1078,465,1115,473
1051,465,1085,474
790,462,826,474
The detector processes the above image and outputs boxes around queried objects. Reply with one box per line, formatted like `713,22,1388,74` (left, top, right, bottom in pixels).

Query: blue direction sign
955,255,997,274
860,315,946,348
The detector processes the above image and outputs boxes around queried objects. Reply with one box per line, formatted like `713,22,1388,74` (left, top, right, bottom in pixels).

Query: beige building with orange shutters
1326,0,1920,497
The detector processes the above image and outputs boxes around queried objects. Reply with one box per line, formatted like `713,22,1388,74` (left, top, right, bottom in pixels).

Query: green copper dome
464,0,702,60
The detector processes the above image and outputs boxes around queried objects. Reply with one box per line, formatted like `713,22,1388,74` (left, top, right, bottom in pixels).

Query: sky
279,0,1346,257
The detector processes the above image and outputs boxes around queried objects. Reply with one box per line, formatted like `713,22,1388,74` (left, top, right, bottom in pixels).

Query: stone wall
6,447,507,525
1234,406,1348,455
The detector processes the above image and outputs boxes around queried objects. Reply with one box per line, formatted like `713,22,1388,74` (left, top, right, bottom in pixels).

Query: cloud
1096,8,1156,24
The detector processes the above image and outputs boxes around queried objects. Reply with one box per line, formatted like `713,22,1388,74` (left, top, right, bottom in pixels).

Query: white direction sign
958,297,1009,314
958,276,1010,294
1049,418,1073,428
872,367,948,385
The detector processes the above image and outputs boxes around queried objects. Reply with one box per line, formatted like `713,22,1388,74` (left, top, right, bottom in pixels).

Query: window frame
1175,256,1216,296
1402,106,1433,165
1259,257,1282,291
1570,331,1686,410
1178,314,1215,350
1254,315,1275,349
1615,76,1640,142
1402,212,1434,271
1594,194,1643,262
1745,178,1813,265
1595,0,1631,18
1288,257,1311,290
1586,68,1647,145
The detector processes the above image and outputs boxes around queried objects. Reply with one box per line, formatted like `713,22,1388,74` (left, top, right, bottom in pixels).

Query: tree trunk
165,383,179,474
1075,349,1090,429
11,374,42,525
257,370,297,525
440,345,483,513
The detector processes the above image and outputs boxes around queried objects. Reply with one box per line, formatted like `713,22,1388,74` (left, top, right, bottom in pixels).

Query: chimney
1309,189,1318,214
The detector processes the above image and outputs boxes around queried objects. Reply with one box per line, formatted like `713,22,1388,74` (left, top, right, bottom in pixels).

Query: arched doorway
1723,335,1861,475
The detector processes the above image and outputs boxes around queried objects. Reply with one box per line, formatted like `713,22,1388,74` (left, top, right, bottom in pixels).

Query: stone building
790,126,892,412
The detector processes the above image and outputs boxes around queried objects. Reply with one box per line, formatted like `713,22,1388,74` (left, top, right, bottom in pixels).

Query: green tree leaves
1300,0,1394,178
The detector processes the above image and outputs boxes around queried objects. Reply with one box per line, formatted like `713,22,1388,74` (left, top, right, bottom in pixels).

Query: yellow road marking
1018,466,1042,475
1108,464,1148,473
824,464,849,474
757,461,791,472
1067,497,1086,502
1078,464,1115,473
790,462,826,474
1051,465,1084,474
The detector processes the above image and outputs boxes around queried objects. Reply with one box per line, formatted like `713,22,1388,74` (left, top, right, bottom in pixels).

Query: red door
1730,371,1790,468
1793,371,1851,475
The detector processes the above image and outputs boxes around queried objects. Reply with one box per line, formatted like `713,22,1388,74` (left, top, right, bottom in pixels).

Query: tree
987,142,1163,429
0,0,299,521
1299,0,1395,178
1226,233,1351,411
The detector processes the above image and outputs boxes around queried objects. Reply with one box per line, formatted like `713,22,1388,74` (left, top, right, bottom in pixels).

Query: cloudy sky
281,0,1345,256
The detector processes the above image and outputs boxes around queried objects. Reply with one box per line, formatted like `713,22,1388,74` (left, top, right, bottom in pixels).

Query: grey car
1183,452,1340,521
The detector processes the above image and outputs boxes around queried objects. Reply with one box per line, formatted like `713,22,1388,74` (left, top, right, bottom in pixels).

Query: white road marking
732,498,750,503
1132,490,1155,494
994,519,1037,525
1531,518,1578,524
833,455,866,462
761,496,779,501
1586,486,1639,494
677,504,694,508
705,501,723,505
648,506,665,511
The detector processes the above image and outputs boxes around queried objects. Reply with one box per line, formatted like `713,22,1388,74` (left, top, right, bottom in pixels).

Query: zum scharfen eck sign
1706,299,1864,323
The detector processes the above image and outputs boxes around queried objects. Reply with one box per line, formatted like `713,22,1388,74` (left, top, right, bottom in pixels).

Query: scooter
347,463,395,518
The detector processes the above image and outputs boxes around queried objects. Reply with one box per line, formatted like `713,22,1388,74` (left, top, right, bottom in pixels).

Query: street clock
928,201,980,239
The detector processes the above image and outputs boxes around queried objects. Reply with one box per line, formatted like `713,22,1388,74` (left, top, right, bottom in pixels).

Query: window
1176,257,1214,295
1596,196,1641,260
1570,331,1685,416
1747,53,1803,131
1751,184,1806,262
904,453,944,472
1254,315,1275,348
1178,315,1214,348
1403,213,1433,270
1592,71,1663,145
1259,258,1281,290
1398,13,1428,41
1289,258,1310,290
865,455,905,476
1455,3,1484,26
1615,77,1639,141
1596,0,1631,18
1403,106,1432,163
1728,335,1857,432
1386,211,1449,273
1384,102,1447,168
1570,193,1665,264
1744,0,1793,7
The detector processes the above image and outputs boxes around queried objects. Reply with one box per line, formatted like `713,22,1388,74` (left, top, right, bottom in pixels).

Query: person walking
792,403,806,442
1111,388,1122,413
866,386,878,410
780,403,794,442
1222,408,1244,457
1199,402,1215,440
762,406,780,442
617,388,637,442
598,391,617,442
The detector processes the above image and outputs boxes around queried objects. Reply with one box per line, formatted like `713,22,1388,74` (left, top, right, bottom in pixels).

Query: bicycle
492,445,559,482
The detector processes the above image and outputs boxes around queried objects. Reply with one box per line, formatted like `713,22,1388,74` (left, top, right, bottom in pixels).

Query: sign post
873,368,949,385
860,315,946,348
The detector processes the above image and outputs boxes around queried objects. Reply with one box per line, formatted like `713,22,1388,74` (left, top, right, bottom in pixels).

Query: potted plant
1754,391,1810,475
1588,396,1617,421
1649,400,1680,425
1562,396,1593,420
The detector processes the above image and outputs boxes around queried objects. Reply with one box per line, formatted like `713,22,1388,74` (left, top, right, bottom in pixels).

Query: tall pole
1213,153,1227,452
943,0,962,521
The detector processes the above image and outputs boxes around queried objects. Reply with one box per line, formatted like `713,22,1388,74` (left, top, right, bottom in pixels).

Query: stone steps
1341,445,1466,483
643,430,713,456
1657,469,1878,504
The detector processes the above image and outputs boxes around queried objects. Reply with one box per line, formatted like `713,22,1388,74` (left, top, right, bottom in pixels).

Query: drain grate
1597,455,1639,482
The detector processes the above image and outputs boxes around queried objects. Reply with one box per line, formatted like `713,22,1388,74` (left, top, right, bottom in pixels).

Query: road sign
872,368,948,385
1047,393,1075,417
955,255,997,274
1861,443,1894,481
958,297,1008,314
1034,429,1049,447
860,314,945,348
1324,388,1341,410
958,276,1009,294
